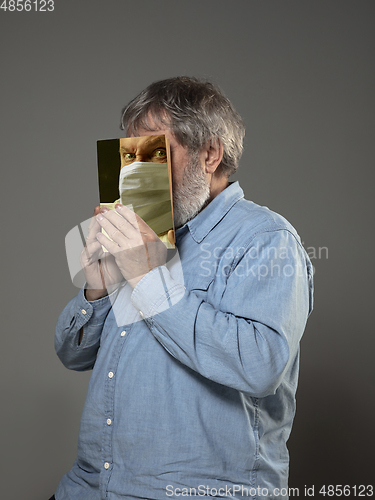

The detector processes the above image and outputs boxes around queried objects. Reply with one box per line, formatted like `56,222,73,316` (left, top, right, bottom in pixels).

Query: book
97,134,175,248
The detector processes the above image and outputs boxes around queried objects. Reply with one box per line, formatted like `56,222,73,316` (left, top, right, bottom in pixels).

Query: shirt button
107,418,112,425
139,311,144,318
104,462,110,470
120,330,126,337
81,309,87,315
108,372,114,379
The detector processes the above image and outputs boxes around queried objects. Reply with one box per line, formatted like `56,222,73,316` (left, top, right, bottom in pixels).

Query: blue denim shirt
55,182,313,500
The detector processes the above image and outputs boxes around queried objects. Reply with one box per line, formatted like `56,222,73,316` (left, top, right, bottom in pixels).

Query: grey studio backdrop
1,1,374,499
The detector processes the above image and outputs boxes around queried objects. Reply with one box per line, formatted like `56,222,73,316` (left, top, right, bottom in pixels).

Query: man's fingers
114,204,139,227
97,208,144,244
96,213,127,244
85,219,102,254
115,204,157,239
96,231,120,254
86,209,102,241
109,206,139,232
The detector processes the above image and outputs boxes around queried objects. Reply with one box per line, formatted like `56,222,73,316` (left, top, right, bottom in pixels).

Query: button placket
101,326,130,485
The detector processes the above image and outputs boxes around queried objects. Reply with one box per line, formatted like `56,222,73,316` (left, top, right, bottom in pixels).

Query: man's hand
95,204,167,289
80,206,124,301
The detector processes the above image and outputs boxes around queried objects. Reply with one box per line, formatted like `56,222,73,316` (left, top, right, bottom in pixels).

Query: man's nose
136,153,148,162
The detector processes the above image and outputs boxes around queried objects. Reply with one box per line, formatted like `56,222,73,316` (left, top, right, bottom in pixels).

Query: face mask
119,161,173,235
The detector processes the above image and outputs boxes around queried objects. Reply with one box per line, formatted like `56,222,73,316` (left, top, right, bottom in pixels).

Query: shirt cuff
78,286,116,326
131,266,186,319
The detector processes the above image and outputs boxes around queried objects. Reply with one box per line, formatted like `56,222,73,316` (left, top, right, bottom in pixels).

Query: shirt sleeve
55,287,113,371
131,229,313,397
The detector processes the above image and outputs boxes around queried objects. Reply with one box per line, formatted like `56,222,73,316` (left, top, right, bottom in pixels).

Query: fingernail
96,213,104,221
101,206,109,213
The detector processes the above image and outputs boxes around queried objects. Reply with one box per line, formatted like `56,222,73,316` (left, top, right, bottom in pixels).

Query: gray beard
172,153,211,229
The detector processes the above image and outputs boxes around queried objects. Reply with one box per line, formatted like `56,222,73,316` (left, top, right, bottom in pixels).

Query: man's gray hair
120,76,245,177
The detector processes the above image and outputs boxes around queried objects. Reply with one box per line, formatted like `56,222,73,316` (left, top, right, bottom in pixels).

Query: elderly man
53,77,313,500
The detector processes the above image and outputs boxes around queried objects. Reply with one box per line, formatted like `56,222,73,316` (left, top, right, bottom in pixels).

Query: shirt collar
176,181,244,244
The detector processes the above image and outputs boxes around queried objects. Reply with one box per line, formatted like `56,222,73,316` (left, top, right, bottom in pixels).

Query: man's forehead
119,134,166,150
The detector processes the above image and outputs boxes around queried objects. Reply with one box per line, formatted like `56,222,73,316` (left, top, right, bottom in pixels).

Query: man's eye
154,149,167,158
123,153,136,160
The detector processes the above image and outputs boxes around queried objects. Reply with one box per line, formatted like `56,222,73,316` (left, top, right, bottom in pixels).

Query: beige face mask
119,161,173,235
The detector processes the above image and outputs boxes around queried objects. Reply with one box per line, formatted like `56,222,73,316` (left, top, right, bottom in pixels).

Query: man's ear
203,138,223,175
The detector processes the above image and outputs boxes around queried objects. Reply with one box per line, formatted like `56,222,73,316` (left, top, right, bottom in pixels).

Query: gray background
1,1,374,499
